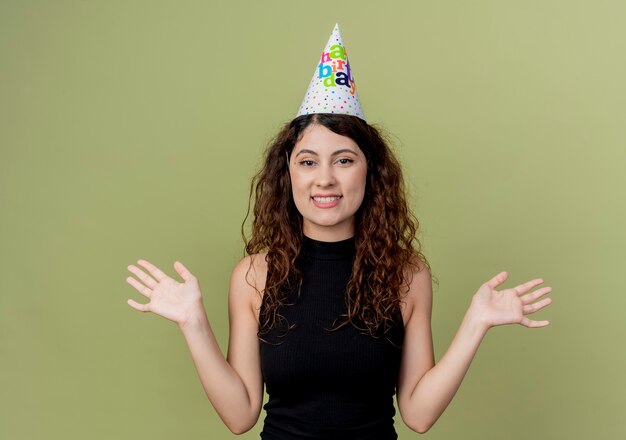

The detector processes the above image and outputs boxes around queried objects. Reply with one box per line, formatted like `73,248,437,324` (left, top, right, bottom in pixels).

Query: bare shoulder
400,257,433,326
229,252,268,320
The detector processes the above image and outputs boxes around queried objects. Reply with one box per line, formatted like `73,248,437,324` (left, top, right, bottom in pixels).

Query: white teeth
313,196,341,203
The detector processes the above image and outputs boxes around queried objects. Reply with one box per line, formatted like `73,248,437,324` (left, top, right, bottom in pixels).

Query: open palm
472,271,552,329
126,259,204,326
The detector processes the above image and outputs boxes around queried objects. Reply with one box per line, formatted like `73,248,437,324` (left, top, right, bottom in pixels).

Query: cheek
356,169,367,195
358,171,368,206
289,171,308,200
349,171,367,207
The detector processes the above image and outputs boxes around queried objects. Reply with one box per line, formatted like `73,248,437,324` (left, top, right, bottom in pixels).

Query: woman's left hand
470,271,552,329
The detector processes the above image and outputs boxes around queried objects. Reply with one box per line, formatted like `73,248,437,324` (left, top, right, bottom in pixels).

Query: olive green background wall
1,1,624,439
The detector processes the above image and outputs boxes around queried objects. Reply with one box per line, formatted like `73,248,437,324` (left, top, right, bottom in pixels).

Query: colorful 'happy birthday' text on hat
296,23,365,121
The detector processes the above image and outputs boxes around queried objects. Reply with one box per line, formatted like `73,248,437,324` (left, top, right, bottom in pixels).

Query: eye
336,158,354,165
298,160,316,167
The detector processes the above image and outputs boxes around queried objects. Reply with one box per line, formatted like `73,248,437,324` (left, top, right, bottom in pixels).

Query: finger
520,286,552,305
127,298,150,312
513,278,545,296
127,264,158,289
174,261,196,282
520,316,550,328
523,297,553,314
485,271,509,289
136,259,168,282
126,276,152,298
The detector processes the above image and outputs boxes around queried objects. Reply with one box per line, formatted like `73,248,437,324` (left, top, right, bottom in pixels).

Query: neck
303,221,355,242
303,228,354,242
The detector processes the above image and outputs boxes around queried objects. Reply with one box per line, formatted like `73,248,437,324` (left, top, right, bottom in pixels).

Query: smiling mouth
311,196,343,203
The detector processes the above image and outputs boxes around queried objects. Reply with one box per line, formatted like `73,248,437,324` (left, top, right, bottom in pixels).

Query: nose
315,163,336,187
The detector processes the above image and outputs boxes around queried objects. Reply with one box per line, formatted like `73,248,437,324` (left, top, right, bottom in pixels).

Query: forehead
293,124,363,156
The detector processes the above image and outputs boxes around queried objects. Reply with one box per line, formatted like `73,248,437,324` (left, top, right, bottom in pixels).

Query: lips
312,195,342,202
311,195,342,208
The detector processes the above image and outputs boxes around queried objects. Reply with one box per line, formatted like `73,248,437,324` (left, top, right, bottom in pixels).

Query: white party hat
296,23,365,121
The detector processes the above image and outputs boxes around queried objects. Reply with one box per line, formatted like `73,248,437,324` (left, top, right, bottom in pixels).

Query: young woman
126,25,552,440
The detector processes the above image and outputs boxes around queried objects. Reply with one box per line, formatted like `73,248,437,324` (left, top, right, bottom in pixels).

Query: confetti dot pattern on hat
296,23,365,121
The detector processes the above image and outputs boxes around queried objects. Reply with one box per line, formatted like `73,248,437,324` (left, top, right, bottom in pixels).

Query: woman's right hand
126,259,205,328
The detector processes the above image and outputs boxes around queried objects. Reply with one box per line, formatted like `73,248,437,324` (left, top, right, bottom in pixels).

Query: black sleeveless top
259,236,405,439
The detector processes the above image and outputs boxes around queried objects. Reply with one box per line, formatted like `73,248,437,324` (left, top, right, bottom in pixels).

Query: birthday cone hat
296,23,365,121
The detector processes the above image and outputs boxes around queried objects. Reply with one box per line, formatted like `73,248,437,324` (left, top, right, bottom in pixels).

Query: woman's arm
396,267,552,434
126,256,265,434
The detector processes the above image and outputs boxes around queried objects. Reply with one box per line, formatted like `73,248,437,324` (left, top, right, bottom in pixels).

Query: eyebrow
294,148,358,158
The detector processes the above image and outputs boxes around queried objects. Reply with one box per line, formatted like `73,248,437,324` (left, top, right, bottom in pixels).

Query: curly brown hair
242,113,431,340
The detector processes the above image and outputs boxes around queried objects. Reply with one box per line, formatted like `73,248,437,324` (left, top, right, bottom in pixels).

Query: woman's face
289,124,367,241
